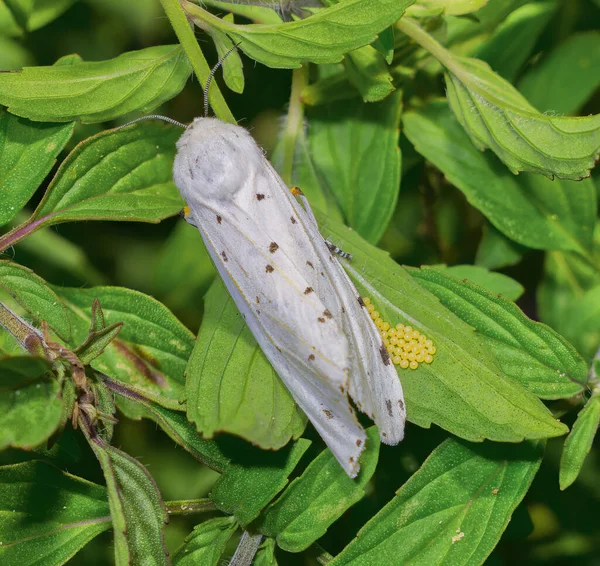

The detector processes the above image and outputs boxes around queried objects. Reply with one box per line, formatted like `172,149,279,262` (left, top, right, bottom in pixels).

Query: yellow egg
370,310,379,320
395,323,405,332
404,326,413,334
418,335,426,343
425,339,433,348
393,347,403,357
428,346,436,355
408,352,416,361
392,355,402,365
416,353,424,363
424,354,433,364
363,297,371,305
381,321,390,332
400,359,409,369
409,361,419,370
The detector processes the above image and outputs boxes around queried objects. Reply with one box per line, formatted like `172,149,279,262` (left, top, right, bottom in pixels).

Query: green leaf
202,0,284,24
185,278,307,450
372,26,394,64
0,45,191,123
0,110,73,227
54,285,194,407
559,396,600,490
475,223,525,270
187,0,415,69
416,0,487,16
87,438,169,566
29,122,183,227
0,372,63,449
74,299,123,365
318,212,568,441
408,266,587,399
403,101,597,254
330,439,544,566
103,376,231,473
172,516,238,565
519,32,600,115
0,354,52,389
205,14,245,94
0,260,71,340
256,427,380,552
254,538,278,566
440,264,524,301
0,460,111,565
151,220,216,315
557,284,600,359
93,378,117,443
442,52,600,180
210,438,311,526
3,0,78,32
308,90,402,243
473,2,555,82
344,45,395,102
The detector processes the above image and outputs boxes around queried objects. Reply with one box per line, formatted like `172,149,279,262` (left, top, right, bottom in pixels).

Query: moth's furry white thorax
173,117,264,203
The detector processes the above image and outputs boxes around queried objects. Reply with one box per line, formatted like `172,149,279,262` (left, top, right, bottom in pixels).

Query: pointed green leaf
0,45,191,123
319,212,568,441
372,26,394,63
88,438,169,566
254,537,278,566
475,223,525,270
0,460,110,565
559,396,600,490
172,516,238,566
0,260,71,340
0,372,63,449
206,14,245,94
408,266,588,399
330,439,544,566
0,110,73,227
443,54,600,179
440,265,524,301
257,427,380,552
519,32,600,115
211,438,311,526
344,45,395,102
202,0,284,24
2,0,77,32
102,376,231,473
474,2,555,82
558,284,600,359
187,0,415,68
416,0,487,16
0,354,51,388
403,101,597,254
54,285,194,406
185,278,307,450
308,90,402,243
29,121,182,226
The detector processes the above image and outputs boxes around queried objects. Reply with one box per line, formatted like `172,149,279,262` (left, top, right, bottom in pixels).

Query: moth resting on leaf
172,117,406,478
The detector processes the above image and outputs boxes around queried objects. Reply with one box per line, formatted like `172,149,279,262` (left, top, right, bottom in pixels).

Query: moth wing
291,193,406,445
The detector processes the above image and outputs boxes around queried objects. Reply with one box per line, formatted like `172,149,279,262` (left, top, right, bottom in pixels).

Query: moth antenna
117,115,187,129
204,43,240,118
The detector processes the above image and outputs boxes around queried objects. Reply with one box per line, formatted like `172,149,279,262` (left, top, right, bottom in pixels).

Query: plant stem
0,216,47,254
280,66,308,186
0,301,46,354
229,530,263,566
164,498,216,515
396,17,454,70
159,0,236,124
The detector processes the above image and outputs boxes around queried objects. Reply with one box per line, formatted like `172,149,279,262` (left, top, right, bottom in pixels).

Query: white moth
172,117,406,477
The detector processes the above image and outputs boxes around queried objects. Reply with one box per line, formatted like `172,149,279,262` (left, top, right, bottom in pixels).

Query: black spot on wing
358,297,365,307
304,287,313,295
308,354,315,361
323,309,333,319
323,409,333,419
379,344,391,366
398,399,405,412
216,215,222,224
269,242,279,253
356,439,362,447
385,399,393,418
256,193,265,201
306,261,314,269
221,251,228,262
291,216,297,224
265,265,274,273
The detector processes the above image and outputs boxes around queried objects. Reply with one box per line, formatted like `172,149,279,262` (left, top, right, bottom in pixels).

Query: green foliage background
0,0,599,565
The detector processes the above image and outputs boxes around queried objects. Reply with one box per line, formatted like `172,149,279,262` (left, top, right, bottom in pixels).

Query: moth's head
173,117,262,201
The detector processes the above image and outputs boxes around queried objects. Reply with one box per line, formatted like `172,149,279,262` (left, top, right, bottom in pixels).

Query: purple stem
0,216,50,254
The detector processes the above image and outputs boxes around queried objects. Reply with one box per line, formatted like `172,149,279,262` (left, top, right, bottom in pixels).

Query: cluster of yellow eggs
363,297,436,370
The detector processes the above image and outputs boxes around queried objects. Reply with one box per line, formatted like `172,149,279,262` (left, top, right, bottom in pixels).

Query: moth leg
325,240,353,261
179,205,198,228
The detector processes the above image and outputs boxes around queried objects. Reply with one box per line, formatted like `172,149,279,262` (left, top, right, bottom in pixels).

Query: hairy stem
229,530,263,566
164,498,217,515
0,216,47,254
396,17,454,70
159,0,236,124
0,301,46,354
280,66,308,186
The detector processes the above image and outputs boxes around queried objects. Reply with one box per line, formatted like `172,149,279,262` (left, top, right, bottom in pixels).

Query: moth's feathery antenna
117,115,187,129
204,44,240,118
